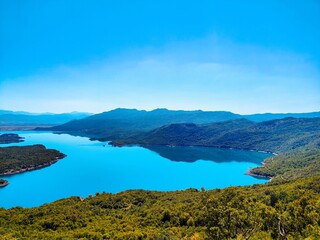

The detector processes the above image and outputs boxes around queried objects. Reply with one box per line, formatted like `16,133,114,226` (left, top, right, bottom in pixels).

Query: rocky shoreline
0,155,66,177
245,170,272,180
0,179,9,187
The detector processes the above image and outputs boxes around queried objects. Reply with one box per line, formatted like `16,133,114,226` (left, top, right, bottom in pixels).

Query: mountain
40,108,320,138
0,110,92,129
244,112,320,122
110,117,320,153
43,108,242,138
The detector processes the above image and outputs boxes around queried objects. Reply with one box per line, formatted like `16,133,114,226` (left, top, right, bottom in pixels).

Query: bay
0,131,271,208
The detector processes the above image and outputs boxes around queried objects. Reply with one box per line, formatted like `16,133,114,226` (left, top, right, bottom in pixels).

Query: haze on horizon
0,0,319,114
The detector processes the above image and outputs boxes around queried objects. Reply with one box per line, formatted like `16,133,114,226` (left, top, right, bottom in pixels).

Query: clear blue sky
0,0,319,114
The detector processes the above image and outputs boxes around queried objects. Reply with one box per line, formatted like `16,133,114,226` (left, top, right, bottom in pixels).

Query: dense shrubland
0,145,65,175
0,176,319,239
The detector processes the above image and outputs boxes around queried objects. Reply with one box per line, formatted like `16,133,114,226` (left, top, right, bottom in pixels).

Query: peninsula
0,144,66,176
0,179,9,187
0,145,66,186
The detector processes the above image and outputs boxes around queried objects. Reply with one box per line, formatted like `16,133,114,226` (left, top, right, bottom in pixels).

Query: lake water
0,131,271,208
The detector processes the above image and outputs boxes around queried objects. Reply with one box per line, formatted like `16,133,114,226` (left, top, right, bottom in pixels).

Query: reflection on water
0,131,270,208
145,145,271,163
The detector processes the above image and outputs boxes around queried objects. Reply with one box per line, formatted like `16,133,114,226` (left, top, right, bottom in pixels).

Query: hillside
42,108,242,138
0,176,319,239
39,108,320,140
243,111,320,122
0,145,66,176
110,117,320,152
109,117,320,182
249,148,320,181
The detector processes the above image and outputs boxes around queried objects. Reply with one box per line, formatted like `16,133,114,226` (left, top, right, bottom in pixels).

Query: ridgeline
0,110,319,239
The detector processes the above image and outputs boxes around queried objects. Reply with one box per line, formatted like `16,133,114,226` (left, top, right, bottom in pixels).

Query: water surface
0,131,271,208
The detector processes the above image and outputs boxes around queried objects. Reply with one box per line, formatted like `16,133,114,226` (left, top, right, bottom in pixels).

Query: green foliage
47,108,241,137
0,177,319,239
250,148,320,182
110,118,320,154
0,145,65,175
0,179,9,187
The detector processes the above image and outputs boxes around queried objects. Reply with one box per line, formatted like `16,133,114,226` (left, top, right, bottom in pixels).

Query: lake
0,131,271,208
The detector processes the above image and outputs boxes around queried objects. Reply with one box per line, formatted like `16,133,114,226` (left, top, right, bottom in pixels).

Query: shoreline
0,180,9,187
109,141,278,155
0,155,66,177
245,169,272,180
106,139,279,181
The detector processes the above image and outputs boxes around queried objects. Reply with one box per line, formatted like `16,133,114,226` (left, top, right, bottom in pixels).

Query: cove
0,131,271,208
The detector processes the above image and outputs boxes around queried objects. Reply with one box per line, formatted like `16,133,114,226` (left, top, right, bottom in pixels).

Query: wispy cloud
0,36,319,113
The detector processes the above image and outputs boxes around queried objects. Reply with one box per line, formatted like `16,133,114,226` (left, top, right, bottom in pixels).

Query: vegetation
40,108,320,141
0,179,9,187
0,145,66,175
1,113,319,239
110,118,320,152
41,108,242,139
0,134,24,144
0,176,318,239
250,148,320,182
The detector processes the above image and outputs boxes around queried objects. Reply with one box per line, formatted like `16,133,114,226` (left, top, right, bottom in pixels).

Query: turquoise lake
0,131,271,208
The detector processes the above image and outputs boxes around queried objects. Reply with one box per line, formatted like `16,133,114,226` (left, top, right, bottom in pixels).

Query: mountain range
110,117,320,153
0,110,92,129
38,108,320,139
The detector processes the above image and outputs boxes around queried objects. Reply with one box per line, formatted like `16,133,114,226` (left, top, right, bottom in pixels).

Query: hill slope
40,108,320,139
111,117,320,152
44,108,242,138
0,176,319,239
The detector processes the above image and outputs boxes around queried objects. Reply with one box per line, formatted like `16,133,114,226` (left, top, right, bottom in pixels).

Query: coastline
58,133,281,183
245,169,272,180
245,156,276,181
0,180,9,187
0,155,66,177
108,141,279,181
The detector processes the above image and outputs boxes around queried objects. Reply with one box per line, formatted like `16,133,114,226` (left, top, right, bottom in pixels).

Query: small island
0,144,66,176
0,133,24,144
0,179,9,187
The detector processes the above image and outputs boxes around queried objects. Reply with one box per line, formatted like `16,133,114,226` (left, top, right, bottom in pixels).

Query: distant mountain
110,117,320,153
44,108,242,137
43,108,320,141
0,110,92,128
244,112,320,122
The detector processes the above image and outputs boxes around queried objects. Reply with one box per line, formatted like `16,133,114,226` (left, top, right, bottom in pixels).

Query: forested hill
243,111,320,122
39,108,320,138
0,176,319,239
43,108,242,137
110,117,320,153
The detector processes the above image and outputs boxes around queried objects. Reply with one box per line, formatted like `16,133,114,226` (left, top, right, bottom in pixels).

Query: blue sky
0,0,319,114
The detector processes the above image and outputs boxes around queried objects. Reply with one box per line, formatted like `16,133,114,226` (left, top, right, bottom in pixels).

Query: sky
0,0,319,114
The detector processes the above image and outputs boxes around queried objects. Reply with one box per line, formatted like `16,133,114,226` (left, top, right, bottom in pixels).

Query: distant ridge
244,111,320,122
110,117,320,153
0,110,92,129
41,108,242,138
38,108,320,137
